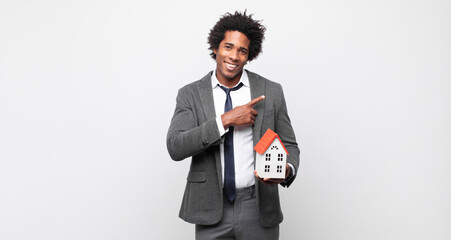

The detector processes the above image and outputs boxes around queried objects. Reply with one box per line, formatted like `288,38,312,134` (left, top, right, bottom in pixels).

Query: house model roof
254,128,289,155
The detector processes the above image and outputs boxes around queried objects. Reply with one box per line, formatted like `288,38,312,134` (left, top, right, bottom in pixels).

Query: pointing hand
221,95,265,129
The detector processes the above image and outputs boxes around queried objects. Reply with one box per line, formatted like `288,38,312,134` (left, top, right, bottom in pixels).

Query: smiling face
213,31,250,87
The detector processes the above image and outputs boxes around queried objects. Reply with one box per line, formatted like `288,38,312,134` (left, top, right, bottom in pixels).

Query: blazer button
202,140,209,147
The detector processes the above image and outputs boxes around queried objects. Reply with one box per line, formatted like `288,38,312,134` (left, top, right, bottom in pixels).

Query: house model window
265,154,271,161
254,128,289,179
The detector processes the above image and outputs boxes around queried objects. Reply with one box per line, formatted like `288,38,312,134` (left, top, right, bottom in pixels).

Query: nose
228,50,239,61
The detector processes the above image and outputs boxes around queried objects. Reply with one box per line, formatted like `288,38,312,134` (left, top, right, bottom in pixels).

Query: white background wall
1,1,450,239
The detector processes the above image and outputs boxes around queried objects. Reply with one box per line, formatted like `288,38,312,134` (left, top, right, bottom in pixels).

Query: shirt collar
211,69,249,89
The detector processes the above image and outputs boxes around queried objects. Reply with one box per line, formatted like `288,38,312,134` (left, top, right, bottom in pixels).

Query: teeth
226,63,238,68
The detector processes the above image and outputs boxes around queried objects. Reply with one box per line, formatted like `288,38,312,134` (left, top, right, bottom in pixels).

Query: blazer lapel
197,71,223,188
247,70,266,147
197,71,216,121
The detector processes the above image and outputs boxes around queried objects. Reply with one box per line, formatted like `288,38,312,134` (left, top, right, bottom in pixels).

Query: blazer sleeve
166,86,222,161
274,84,300,187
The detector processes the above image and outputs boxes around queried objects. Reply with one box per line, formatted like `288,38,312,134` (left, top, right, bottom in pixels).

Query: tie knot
218,82,244,94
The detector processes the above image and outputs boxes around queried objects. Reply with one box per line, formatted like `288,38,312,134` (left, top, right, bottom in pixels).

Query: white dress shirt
212,70,255,189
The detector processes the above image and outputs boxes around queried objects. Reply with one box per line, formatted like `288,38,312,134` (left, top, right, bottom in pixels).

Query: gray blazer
167,70,300,227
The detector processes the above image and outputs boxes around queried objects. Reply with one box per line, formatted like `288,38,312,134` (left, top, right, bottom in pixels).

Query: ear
213,48,217,55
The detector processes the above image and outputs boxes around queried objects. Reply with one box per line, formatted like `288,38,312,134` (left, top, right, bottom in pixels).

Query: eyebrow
239,47,249,52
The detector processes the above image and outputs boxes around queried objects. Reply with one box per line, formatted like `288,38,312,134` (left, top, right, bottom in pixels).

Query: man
167,11,300,240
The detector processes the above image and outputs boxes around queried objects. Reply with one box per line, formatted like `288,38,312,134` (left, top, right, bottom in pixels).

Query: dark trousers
195,185,279,240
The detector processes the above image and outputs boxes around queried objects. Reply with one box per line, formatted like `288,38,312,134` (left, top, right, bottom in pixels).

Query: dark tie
219,82,244,202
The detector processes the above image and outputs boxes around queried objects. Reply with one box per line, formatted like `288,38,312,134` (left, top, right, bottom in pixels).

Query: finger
254,170,260,178
254,171,266,181
248,95,265,107
250,108,258,116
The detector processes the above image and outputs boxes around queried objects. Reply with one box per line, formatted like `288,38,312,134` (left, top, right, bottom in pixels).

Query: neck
216,71,242,88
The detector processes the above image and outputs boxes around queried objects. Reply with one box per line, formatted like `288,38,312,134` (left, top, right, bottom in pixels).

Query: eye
240,50,248,55
225,45,232,50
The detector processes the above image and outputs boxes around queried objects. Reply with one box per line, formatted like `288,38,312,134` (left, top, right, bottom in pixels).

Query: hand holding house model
254,128,289,179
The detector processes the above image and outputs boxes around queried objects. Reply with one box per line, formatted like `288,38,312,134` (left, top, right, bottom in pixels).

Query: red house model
254,128,289,179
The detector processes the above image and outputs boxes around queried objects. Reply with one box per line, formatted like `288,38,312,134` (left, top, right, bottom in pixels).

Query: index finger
248,95,265,107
